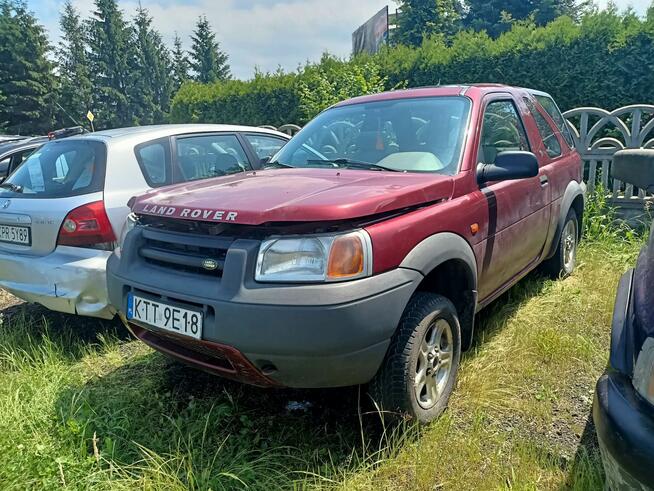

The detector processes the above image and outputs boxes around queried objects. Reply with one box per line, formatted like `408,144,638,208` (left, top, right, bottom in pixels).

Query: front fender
399,232,478,292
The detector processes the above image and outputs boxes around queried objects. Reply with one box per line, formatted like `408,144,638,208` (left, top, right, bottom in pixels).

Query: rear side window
245,134,287,161
524,98,562,158
0,140,106,198
479,100,530,165
534,95,575,149
135,138,171,187
175,134,250,182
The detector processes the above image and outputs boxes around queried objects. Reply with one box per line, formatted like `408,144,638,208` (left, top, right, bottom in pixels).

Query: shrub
170,8,654,125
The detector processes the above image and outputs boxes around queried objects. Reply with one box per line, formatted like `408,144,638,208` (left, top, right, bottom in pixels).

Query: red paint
131,85,582,305
133,169,454,225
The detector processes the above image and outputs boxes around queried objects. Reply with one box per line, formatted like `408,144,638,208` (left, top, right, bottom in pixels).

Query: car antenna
54,102,89,132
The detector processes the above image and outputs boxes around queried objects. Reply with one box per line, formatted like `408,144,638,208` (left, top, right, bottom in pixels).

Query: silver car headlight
115,213,139,257
255,230,372,283
633,337,654,405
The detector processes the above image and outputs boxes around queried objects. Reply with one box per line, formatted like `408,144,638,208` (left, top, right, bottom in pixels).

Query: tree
0,0,55,135
171,34,190,91
130,6,173,124
86,0,134,129
394,0,463,47
57,0,92,128
463,0,591,38
189,16,230,83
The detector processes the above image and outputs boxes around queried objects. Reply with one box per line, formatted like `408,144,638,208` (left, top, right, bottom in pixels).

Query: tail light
57,201,116,249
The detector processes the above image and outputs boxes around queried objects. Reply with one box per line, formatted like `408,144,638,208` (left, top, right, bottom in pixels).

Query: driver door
478,97,551,300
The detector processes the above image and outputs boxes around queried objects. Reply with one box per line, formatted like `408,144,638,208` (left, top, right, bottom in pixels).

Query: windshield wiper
0,182,23,193
306,158,400,172
263,161,295,169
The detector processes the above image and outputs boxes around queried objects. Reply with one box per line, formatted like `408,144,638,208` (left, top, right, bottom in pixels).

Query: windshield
0,140,106,198
272,96,471,174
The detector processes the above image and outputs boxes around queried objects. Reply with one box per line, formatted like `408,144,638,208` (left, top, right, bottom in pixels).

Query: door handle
539,175,549,187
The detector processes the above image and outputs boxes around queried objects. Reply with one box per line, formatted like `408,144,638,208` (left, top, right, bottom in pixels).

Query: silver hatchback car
0,124,290,318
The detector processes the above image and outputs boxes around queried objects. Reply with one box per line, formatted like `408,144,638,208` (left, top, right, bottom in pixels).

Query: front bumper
593,372,654,490
107,238,422,388
0,246,114,319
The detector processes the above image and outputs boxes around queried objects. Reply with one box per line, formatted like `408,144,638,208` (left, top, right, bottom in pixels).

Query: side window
524,98,562,158
245,134,287,161
135,138,171,187
175,134,250,183
10,148,36,173
479,100,530,165
534,95,575,149
0,155,11,179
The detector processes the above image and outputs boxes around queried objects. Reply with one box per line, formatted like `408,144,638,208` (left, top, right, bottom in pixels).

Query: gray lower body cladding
107,230,421,387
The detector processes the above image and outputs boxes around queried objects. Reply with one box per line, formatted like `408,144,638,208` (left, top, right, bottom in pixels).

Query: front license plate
127,293,203,340
0,224,30,245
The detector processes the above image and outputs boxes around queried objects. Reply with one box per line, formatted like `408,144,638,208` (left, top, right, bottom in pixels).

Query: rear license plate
0,224,30,245
127,293,203,340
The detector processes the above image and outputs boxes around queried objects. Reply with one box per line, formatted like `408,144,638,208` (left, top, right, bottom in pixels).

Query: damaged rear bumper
0,245,115,319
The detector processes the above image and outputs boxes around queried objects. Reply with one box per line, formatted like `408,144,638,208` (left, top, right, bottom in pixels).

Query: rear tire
543,209,579,279
369,292,461,424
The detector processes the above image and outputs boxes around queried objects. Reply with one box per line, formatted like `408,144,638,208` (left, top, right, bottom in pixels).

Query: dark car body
0,137,47,181
107,85,584,394
594,150,654,490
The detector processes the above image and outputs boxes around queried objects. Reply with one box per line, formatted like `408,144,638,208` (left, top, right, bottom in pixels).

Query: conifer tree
0,0,55,134
131,6,173,124
171,34,190,91
57,0,92,128
189,16,230,83
86,0,134,128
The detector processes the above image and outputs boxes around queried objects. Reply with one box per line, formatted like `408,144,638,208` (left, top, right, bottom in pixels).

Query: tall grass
0,204,648,489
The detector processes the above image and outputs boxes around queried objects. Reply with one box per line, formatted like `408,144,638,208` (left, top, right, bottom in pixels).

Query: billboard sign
352,6,389,56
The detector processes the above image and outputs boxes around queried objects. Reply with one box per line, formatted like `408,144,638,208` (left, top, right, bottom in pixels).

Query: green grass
0,228,646,490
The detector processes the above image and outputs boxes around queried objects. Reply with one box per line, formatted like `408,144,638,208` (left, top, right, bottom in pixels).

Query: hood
132,168,454,225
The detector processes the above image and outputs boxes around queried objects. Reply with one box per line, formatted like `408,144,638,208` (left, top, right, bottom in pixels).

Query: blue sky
27,0,652,79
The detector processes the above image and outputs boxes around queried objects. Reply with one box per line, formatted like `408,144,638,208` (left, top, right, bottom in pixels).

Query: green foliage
171,71,301,126
171,34,190,92
172,9,654,126
189,16,230,84
0,0,55,135
393,0,463,47
130,7,173,125
463,0,591,38
57,1,92,129
296,55,387,120
86,0,134,129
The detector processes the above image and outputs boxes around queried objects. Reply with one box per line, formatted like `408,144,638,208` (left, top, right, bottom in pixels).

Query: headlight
255,230,372,283
115,213,139,257
633,337,654,405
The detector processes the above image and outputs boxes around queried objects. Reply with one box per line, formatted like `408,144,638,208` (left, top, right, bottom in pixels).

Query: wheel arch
546,181,586,260
400,232,478,351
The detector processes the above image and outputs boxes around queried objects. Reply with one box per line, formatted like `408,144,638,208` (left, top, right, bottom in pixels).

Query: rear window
534,95,575,149
0,140,106,198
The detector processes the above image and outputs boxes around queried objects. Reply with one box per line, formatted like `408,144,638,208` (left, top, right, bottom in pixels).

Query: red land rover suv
107,85,585,422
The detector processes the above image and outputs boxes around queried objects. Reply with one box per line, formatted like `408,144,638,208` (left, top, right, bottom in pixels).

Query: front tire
369,292,461,424
544,209,579,279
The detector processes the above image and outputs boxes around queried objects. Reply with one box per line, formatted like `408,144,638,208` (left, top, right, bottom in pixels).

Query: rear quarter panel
103,140,152,238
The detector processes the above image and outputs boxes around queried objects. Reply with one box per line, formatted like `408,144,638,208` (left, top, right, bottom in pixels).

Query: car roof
333,84,550,108
0,137,47,156
67,124,291,145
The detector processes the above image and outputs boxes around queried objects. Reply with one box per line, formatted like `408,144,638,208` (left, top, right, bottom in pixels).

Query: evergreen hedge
170,9,654,126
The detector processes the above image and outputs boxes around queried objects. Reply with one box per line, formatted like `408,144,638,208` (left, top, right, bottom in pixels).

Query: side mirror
260,156,272,166
477,151,539,185
612,149,654,193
